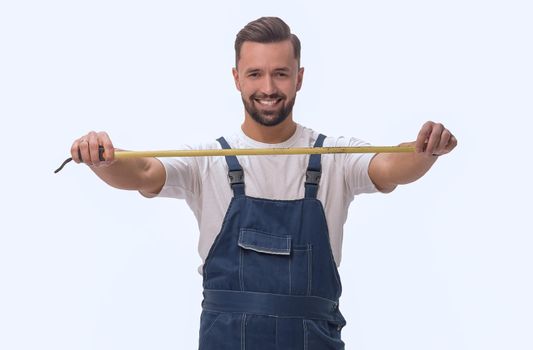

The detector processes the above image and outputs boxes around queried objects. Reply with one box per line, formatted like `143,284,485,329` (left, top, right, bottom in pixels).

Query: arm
368,121,457,193
71,131,165,196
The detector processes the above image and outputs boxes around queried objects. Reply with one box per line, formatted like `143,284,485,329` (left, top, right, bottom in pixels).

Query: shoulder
158,139,223,173
317,132,375,172
296,125,371,148
323,135,371,148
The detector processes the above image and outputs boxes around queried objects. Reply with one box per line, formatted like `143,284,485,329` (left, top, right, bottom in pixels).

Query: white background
1,0,532,349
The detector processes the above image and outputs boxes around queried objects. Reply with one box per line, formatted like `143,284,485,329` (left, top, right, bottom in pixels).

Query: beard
242,92,296,127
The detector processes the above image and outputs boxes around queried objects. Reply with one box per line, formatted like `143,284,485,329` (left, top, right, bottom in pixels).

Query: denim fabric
200,136,345,349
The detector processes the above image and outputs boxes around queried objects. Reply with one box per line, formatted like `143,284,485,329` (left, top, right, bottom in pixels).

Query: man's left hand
415,121,458,157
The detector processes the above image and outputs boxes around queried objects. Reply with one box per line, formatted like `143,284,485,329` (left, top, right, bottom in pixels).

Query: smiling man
236,39,301,128
71,17,456,349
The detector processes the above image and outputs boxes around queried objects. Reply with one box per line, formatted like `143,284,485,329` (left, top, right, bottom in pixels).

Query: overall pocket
238,228,312,295
238,229,292,293
291,243,313,295
303,319,345,350
199,311,241,350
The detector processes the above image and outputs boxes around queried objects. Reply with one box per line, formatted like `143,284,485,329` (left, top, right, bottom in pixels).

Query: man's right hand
71,131,116,167
69,131,165,196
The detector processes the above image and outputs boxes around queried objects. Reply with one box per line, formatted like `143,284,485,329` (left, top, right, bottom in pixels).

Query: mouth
253,97,283,108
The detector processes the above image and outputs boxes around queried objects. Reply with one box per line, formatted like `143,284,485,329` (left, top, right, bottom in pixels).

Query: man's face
233,40,304,127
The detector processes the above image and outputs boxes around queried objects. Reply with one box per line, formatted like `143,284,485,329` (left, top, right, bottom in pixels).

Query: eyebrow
244,67,292,74
245,68,261,74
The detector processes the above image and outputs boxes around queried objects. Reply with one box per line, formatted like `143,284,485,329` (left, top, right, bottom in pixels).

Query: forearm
369,142,438,192
89,156,164,194
381,142,438,185
89,158,144,190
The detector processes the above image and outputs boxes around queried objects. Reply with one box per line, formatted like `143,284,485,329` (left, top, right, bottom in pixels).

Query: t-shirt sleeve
155,147,201,200
338,137,379,196
156,159,198,199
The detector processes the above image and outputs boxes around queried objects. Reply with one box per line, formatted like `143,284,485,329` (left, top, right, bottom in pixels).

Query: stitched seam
307,244,313,296
275,318,278,350
241,313,247,350
303,319,308,350
239,249,244,291
288,250,292,295
202,313,223,340
204,289,337,303
239,228,291,239
238,244,290,255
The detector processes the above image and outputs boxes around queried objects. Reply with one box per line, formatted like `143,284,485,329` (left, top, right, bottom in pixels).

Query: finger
87,131,101,165
446,134,458,152
79,136,91,165
98,131,115,164
435,129,452,155
71,139,82,163
415,121,434,153
425,123,444,155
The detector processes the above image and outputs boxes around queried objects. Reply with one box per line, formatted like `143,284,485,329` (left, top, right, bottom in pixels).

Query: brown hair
235,17,301,67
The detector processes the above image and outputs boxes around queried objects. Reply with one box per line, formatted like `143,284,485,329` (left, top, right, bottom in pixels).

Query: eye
275,72,289,78
248,72,260,78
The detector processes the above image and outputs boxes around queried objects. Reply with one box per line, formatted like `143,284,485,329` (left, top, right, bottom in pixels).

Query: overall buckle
228,170,244,185
305,170,321,185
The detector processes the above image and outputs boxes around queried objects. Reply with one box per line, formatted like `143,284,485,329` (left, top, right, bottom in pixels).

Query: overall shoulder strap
304,134,326,199
217,137,245,197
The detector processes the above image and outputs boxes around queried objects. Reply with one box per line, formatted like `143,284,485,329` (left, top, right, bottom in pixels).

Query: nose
260,75,277,95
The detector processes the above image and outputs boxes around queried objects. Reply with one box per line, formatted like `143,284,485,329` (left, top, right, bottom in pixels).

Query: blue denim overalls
200,135,346,349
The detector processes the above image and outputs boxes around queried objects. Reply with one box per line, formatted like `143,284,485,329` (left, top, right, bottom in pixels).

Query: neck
241,114,297,144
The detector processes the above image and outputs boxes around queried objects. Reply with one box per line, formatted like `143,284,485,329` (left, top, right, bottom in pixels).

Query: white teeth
256,99,279,106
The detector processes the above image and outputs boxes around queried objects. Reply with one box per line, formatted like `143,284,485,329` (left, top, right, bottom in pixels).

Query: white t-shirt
154,124,379,274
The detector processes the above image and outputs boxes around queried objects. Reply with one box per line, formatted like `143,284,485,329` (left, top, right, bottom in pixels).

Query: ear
296,67,304,91
232,67,241,92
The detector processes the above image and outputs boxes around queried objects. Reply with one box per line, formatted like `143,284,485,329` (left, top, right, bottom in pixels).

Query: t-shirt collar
238,123,303,149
